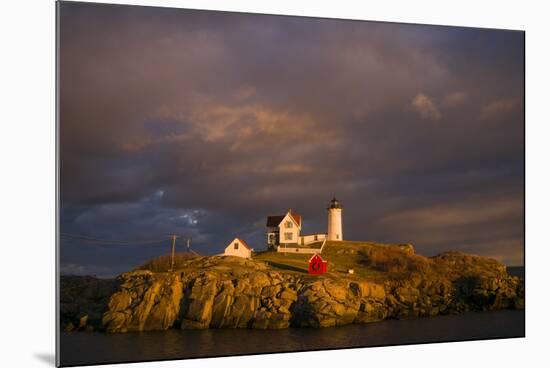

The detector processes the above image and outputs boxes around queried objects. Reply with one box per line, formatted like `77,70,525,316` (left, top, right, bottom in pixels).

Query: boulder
78,315,88,329
396,243,415,255
102,274,183,332
108,291,132,312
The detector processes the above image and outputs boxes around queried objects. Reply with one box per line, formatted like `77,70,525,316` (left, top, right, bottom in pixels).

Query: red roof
290,213,302,226
309,253,326,262
266,211,302,227
236,238,252,250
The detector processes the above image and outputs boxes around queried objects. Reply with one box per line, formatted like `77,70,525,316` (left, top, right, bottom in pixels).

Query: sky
58,2,524,277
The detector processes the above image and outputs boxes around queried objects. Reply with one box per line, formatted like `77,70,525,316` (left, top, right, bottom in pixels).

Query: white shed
224,237,253,258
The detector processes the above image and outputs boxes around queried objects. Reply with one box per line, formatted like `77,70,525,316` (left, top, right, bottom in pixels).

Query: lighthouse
327,197,343,241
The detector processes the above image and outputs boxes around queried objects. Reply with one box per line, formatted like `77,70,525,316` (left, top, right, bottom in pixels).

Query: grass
135,252,199,273
323,241,433,277
253,251,312,274
296,241,324,249
137,241,441,282
253,240,423,280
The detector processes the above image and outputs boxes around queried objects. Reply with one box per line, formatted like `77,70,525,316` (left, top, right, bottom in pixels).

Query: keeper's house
266,209,302,249
266,209,327,249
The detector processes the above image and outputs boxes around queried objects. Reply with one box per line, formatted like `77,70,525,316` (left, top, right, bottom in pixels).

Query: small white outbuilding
224,237,253,258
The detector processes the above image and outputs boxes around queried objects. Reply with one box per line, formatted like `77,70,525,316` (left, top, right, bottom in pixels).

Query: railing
319,238,328,253
298,234,327,245
277,246,320,254
276,238,326,254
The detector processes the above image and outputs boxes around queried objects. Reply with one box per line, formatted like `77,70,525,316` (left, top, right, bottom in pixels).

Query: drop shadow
33,353,56,366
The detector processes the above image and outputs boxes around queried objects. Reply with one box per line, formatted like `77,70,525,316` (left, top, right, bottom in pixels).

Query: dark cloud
59,2,524,276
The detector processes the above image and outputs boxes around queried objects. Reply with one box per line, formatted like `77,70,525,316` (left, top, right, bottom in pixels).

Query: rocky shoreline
61,248,524,333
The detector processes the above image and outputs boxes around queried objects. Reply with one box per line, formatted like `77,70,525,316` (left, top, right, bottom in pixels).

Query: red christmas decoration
308,253,328,275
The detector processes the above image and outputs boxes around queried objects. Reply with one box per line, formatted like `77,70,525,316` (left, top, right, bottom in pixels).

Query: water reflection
61,310,524,366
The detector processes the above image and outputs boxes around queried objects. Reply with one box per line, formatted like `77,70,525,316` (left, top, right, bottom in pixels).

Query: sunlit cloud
442,91,467,108
480,97,522,120
411,93,441,121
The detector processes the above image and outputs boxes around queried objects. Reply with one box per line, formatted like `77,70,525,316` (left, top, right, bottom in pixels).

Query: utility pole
186,238,190,252
170,234,178,272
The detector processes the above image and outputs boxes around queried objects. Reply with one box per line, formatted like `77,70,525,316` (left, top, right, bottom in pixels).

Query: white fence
277,246,319,254
299,233,327,245
277,239,326,254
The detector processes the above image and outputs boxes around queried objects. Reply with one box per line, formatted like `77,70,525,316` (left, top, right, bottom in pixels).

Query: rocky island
60,241,524,333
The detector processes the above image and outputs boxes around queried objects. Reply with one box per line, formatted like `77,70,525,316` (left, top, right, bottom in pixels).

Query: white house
224,237,253,258
266,209,302,248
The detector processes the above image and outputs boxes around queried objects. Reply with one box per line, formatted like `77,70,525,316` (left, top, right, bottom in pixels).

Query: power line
61,235,168,245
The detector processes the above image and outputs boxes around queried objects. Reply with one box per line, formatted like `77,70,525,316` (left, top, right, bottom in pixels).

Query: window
234,242,239,249
285,221,293,228
336,234,339,239
284,232,293,241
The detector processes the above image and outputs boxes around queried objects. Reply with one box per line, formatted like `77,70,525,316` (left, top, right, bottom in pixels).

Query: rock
268,314,290,329
513,296,525,310
108,291,132,312
210,292,233,327
122,270,153,278
353,281,386,300
102,311,127,333
355,300,387,323
102,274,183,332
144,276,183,330
95,248,524,333
396,243,415,255
180,319,208,329
279,289,297,300
395,287,420,305
180,276,217,329
251,313,269,329
78,315,88,329
64,322,75,333
262,285,281,298
60,275,121,332
323,279,348,300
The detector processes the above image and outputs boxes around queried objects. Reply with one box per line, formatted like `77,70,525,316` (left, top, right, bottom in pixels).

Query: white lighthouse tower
327,197,343,241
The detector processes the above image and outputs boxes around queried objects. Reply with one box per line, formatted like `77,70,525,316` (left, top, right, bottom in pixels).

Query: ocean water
60,309,524,366
506,266,525,278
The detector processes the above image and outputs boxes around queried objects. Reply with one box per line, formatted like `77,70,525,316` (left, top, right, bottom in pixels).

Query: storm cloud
58,2,524,276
